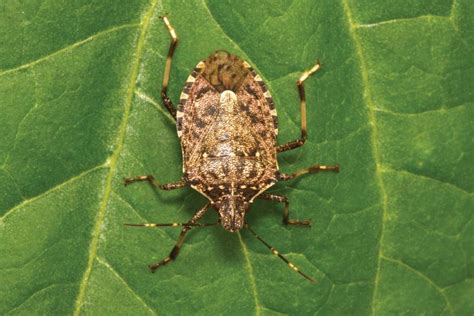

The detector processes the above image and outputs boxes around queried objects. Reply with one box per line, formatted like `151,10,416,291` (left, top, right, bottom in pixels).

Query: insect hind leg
277,62,321,153
148,203,211,271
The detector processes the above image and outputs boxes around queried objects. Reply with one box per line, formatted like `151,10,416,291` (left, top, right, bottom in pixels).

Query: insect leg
258,193,310,226
160,16,178,119
245,224,315,283
277,62,321,153
278,164,339,181
148,203,211,271
123,175,187,190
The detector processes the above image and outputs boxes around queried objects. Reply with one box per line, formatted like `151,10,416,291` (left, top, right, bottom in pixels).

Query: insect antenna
245,224,316,283
125,222,219,228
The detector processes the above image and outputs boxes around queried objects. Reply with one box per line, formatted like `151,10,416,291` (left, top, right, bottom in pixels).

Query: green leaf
1,0,472,314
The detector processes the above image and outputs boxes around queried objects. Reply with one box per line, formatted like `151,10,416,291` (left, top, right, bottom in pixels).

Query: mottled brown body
124,17,339,282
176,51,279,231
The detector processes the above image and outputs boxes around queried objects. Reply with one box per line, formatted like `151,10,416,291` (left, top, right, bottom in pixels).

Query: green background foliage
0,0,472,314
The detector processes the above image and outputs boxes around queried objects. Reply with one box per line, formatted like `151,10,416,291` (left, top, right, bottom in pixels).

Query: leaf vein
0,164,106,221
381,167,472,195
7,283,74,315
1,85,39,170
374,101,472,116
135,89,175,124
237,232,263,316
341,1,390,315
1,167,26,202
441,277,474,291
381,255,454,315
96,257,156,315
355,15,450,29
72,1,159,314
112,190,174,242
0,23,139,77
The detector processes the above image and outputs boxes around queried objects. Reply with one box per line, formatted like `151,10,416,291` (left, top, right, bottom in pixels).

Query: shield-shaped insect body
177,51,279,232
124,16,339,282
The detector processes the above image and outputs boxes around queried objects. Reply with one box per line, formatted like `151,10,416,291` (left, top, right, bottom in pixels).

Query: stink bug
124,16,339,282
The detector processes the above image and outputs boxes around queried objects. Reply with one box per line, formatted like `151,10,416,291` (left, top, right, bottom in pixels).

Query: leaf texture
0,0,472,315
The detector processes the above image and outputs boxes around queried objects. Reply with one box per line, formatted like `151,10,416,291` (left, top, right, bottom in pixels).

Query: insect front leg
258,193,310,226
123,175,187,190
277,62,321,153
148,203,211,271
278,164,339,181
160,16,178,119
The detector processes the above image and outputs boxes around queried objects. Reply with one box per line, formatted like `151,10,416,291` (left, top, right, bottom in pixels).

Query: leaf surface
1,0,472,315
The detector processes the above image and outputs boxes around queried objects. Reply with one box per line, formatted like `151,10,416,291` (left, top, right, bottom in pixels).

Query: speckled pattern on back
177,51,279,203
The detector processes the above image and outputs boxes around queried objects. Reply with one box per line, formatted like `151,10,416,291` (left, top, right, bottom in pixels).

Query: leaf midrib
341,1,455,315
340,2,388,314
72,0,160,314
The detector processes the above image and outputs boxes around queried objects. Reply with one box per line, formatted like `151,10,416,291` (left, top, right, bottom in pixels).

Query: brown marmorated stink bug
124,16,339,282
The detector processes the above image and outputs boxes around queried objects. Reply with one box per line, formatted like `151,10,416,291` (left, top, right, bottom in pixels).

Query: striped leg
160,16,178,119
278,164,339,181
277,62,321,153
258,193,310,226
245,224,315,283
148,203,210,271
123,175,187,191
125,222,218,228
